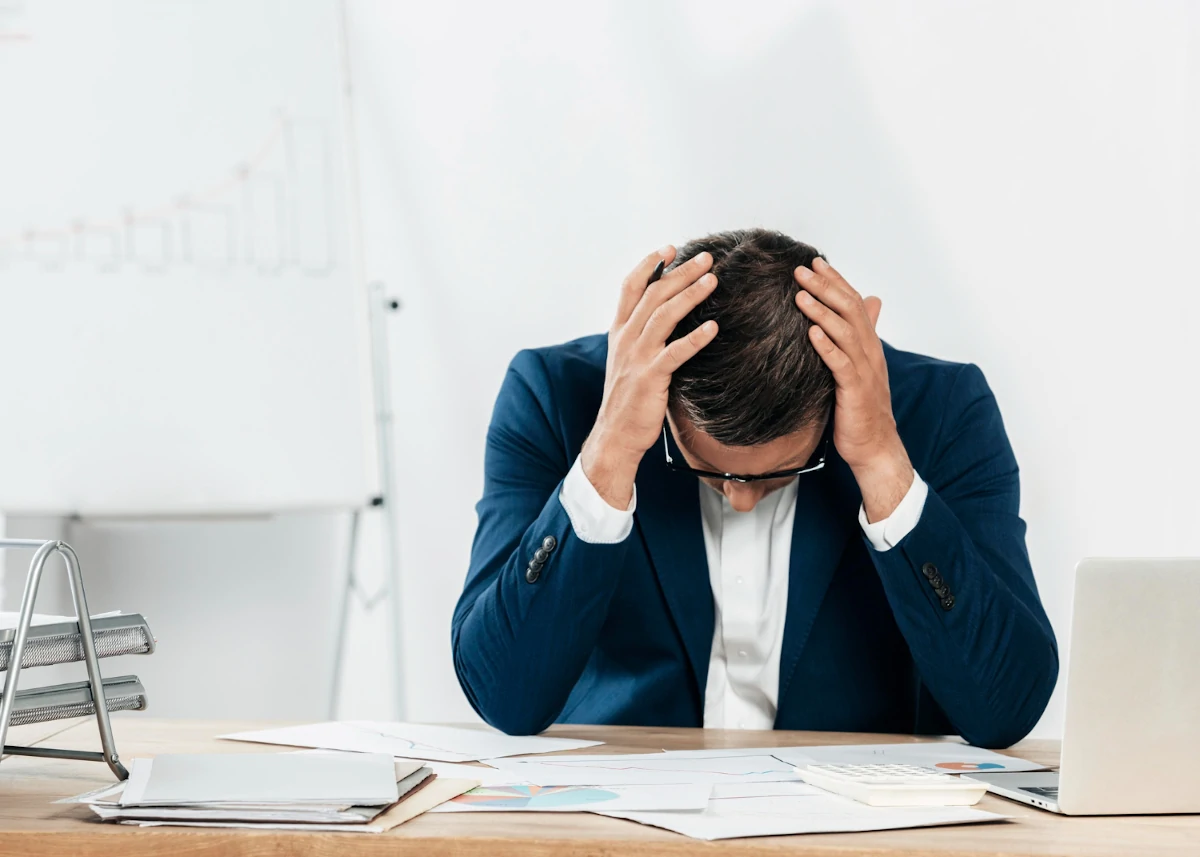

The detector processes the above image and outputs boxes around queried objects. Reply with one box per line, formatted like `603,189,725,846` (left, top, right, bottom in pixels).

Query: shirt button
736,576,744,585
738,650,748,658
737,721,747,729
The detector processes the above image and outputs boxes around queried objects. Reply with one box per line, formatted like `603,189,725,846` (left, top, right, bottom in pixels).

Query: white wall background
5,0,1198,739
345,0,1200,737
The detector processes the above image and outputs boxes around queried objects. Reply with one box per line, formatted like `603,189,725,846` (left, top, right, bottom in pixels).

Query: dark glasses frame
661,418,830,483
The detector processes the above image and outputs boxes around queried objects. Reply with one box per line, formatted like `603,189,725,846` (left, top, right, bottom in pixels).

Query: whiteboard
0,0,375,514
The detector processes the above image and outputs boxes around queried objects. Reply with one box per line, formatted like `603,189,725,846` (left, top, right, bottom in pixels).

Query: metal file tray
0,614,155,672
2,675,146,728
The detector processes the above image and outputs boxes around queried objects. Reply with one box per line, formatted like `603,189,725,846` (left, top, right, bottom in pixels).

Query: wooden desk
1,717,1197,856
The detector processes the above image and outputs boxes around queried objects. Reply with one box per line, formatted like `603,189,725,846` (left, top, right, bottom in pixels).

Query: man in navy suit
453,229,1058,748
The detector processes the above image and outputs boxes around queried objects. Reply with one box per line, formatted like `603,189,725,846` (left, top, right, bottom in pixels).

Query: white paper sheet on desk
423,760,530,787
593,742,1046,774
670,742,1048,774
119,752,400,806
0,610,122,629
487,751,804,786
601,782,1007,840
430,782,712,813
219,721,602,763
119,777,477,833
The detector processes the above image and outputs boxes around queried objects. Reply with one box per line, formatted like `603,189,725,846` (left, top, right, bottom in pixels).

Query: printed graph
452,785,621,809
529,754,795,778
0,1,29,42
495,753,803,786
934,761,1007,772
0,113,337,278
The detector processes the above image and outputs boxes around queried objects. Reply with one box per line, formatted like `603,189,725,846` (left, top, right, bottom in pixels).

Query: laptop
971,558,1200,815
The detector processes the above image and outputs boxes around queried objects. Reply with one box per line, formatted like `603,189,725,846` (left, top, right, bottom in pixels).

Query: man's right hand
580,246,720,509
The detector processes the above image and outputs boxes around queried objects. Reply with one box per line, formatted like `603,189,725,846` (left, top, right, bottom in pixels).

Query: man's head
666,229,835,510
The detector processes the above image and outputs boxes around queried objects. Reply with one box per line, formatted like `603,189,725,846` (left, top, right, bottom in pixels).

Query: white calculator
795,764,989,807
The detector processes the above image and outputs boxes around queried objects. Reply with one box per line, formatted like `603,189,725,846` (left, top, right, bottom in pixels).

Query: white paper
120,753,400,807
92,804,381,824
430,783,712,813
602,784,1006,840
424,761,528,787
773,742,1048,774
218,720,602,763
487,751,804,786
121,820,392,832
55,781,127,805
0,610,122,629
624,743,1048,774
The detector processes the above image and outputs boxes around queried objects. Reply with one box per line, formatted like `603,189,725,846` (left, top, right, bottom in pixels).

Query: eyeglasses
661,418,830,484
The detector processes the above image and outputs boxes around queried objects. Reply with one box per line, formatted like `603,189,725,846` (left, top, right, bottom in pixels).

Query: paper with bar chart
0,0,373,513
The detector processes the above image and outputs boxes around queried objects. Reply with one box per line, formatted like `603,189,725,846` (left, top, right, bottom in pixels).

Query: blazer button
934,585,949,599
941,594,955,611
542,535,558,552
922,563,938,580
929,574,945,589
533,548,549,563
525,566,540,584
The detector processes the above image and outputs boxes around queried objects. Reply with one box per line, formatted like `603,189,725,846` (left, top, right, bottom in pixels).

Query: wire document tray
3,676,147,728
0,614,155,671
0,539,149,780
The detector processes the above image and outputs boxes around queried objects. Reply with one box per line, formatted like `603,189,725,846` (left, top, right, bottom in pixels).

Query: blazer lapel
775,452,861,712
632,448,714,701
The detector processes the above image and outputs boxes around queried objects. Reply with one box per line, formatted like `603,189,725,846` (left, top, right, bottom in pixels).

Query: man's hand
794,257,914,523
580,247,720,509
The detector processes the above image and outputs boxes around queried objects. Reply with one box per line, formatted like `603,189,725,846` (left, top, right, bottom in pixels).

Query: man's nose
723,481,763,512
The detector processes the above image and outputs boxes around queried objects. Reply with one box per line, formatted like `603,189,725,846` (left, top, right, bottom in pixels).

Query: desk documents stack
211,721,1053,841
61,752,476,833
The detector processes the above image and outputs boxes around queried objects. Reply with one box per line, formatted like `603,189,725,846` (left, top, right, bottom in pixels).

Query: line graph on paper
218,721,603,764
490,753,805,787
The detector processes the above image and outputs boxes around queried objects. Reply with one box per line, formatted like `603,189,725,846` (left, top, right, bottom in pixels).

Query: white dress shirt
559,455,928,729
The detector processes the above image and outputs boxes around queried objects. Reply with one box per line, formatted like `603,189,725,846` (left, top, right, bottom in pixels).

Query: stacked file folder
61,752,477,833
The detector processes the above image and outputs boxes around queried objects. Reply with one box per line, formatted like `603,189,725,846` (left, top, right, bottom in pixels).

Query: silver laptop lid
1059,558,1200,814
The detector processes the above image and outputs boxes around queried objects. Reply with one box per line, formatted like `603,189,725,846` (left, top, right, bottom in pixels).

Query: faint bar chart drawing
0,113,337,278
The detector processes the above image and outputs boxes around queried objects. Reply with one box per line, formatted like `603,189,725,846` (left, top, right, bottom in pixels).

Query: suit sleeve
451,349,631,735
867,364,1059,748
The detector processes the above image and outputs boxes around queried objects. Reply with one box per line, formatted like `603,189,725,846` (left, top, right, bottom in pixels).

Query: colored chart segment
453,785,620,809
935,761,1007,772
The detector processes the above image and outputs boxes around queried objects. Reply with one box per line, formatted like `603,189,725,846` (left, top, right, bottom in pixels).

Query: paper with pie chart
430,783,712,813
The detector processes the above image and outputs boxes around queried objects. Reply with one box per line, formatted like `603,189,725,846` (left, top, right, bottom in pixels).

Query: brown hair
667,229,834,446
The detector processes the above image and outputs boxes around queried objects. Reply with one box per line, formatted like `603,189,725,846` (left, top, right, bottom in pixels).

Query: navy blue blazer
453,334,1058,747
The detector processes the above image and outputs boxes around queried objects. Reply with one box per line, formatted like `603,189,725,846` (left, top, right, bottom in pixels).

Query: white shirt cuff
558,455,636,544
859,472,928,552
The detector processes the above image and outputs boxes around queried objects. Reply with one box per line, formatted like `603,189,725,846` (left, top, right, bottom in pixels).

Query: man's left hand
794,257,914,523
